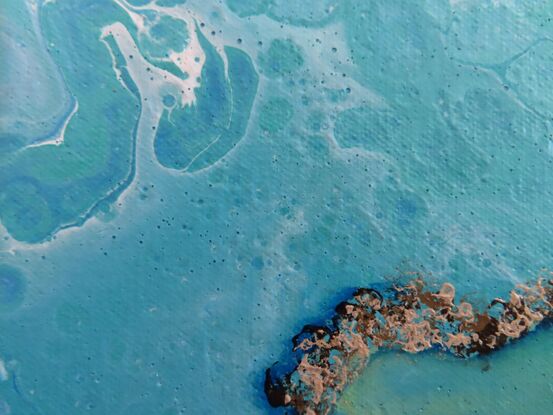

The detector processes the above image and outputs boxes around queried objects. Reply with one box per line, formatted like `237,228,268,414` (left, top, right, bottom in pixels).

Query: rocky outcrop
265,276,553,415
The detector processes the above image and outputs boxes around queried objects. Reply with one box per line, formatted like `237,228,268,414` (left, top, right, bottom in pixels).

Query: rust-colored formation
264,276,553,415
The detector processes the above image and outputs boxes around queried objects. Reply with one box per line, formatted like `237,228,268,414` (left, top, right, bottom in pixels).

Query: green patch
0,265,26,312
0,0,140,242
258,38,304,78
156,0,187,6
0,181,53,243
226,0,269,17
142,15,189,56
259,97,294,134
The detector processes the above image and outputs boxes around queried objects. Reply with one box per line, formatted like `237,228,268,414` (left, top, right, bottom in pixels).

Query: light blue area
226,0,269,18
0,0,552,414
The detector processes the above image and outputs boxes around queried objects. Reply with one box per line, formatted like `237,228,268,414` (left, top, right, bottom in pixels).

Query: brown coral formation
264,277,553,415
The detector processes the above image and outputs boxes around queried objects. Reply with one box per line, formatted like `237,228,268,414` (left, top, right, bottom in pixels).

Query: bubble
162,94,176,107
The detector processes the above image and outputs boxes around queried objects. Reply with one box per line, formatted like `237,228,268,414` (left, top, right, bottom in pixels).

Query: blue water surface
0,0,552,414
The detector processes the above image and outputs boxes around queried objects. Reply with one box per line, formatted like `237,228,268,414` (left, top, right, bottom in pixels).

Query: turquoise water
0,0,552,414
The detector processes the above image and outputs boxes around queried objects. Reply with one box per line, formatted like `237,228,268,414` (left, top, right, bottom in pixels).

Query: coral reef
265,276,553,415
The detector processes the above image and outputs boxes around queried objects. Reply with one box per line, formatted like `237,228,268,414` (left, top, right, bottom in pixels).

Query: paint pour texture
265,276,553,414
0,1,552,414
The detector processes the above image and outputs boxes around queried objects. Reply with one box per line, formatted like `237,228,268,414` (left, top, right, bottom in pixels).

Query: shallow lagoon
0,0,552,414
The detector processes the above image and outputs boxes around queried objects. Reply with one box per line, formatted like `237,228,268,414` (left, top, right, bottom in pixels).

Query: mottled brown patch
265,277,553,415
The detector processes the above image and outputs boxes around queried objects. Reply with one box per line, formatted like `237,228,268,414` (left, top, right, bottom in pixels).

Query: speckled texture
1,1,552,414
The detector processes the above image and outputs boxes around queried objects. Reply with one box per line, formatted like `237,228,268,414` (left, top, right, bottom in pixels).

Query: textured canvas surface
0,1,552,414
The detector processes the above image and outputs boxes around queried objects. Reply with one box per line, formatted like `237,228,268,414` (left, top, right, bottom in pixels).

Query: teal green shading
149,16,188,53
259,97,293,134
154,26,230,169
0,264,25,312
127,0,152,5
140,15,188,56
134,14,189,78
186,46,259,172
266,0,340,27
154,28,258,171
1,1,553,414
0,0,140,242
338,0,549,201
145,57,185,79
226,0,269,17
156,0,187,6
0,134,25,156
258,38,304,78
307,111,325,132
338,329,553,415
0,0,71,161
163,94,176,107
0,181,53,243
506,40,553,118
225,0,339,26
334,106,407,151
102,35,141,98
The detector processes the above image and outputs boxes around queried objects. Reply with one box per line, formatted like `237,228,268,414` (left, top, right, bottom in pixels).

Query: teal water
0,0,552,414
